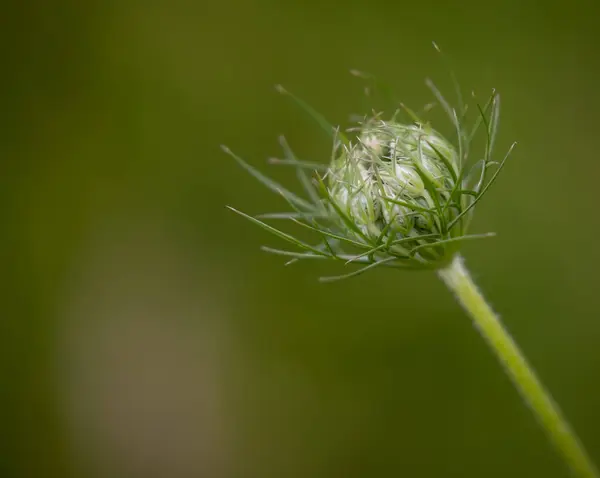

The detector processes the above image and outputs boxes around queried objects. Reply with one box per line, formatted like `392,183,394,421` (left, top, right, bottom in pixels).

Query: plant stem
438,255,599,477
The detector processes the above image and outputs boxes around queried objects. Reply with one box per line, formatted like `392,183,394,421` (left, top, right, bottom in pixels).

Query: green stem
438,255,599,477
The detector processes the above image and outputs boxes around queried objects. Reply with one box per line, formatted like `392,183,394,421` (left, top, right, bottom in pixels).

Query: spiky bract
225,80,515,282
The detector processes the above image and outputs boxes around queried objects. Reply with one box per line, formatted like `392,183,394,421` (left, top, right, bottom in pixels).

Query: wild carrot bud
225,77,514,281
328,120,459,256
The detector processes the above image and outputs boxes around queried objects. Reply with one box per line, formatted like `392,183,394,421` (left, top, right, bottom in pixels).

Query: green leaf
316,175,371,243
260,246,331,260
425,78,463,168
227,206,330,256
290,218,371,250
427,141,458,182
345,233,438,264
262,246,368,263
381,196,437,214
319,257,398,283
408,232,496,256
399,102,425,125
222,145,313,210
278,135,321,206
447,142,516,231
467,91,495,146
414,135,445,225
275,85,349,145
256,212,329,220
268,158,329,171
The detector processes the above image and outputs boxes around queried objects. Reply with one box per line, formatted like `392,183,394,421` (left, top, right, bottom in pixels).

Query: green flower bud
327,120,461,266
226,81,512,281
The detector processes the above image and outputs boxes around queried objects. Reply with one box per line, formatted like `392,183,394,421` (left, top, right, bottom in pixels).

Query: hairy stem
438,255,598,477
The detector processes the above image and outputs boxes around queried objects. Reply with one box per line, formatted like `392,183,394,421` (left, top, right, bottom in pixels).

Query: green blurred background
2,0,600,476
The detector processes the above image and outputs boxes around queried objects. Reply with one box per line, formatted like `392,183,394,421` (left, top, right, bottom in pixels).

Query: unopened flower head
225,76,515,282
328,121,458,247
224,59,600,478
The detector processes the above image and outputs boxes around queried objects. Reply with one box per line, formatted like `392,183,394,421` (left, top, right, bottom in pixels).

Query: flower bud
328,119,460,266
228,84,508,279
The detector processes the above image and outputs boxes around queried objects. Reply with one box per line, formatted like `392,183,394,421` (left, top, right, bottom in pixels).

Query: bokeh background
3,0,600,477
